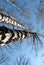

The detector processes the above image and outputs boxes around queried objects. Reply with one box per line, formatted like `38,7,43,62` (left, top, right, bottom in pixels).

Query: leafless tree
36,0,44,23
0,0,44,61
5,0,30,17
13,55,31,65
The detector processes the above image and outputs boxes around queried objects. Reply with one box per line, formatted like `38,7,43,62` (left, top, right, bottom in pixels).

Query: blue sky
0,0,44,65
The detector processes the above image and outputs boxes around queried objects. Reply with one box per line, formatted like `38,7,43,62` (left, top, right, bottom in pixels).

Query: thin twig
6,0,30,17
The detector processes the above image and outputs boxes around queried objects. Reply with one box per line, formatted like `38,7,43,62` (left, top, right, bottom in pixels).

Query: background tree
0,0,44,65
13,55,31,65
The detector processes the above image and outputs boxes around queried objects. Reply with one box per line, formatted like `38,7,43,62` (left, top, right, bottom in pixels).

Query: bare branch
14,55,31,65
5,0,30,17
